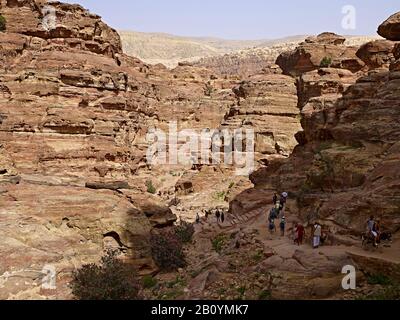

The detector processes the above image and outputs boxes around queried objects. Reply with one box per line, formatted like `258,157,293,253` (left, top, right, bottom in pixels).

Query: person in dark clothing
273,193,278,205
269,219,276,233
295,224,305,245
216,210,221,223
280,216,286,236
221,211,225,224
268,207,277,223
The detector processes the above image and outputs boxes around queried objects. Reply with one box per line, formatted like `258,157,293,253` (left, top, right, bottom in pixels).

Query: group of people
268,192,328,250
268,192,288,236
197,208,226,224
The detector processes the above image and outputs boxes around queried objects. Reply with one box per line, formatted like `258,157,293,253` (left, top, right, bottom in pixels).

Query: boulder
305,32,346,45
356,40,395,69
378,12,400,41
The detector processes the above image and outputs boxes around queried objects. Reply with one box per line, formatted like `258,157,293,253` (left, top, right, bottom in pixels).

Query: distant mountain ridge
119,31,307,68
119,31,379,70
195,35,382,76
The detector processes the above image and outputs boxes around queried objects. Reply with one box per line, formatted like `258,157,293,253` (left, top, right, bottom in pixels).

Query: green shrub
356,283,400,300
146,180,156,194
70,250,141,300
367,284,400,300
204,83,213,96
150,231,186,271
0,15,6,32
142,275,157,289
215,191,226,201
252,250,264,263
236,286,246,300
258,290,272,300
367,274,392,286
212,234,227,253
166,276,186,289
320,56,332,68
175,220,195,244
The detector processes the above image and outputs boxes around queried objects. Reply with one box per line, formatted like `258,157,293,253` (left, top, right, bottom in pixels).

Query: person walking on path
269,219,276,234
280,192,288,205
280,216,286,237
367,216,378,247
313,222,322,249
269,207,278,223
221,211,225,224
273,193,278,205
279,192,288,212
216,209,221,223
196,212,201,224
295,223,305,245
373,219,381,245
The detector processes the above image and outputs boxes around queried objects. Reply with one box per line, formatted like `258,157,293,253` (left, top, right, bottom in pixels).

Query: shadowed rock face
0,0,303,298
234,13,400,237
356,40,395,69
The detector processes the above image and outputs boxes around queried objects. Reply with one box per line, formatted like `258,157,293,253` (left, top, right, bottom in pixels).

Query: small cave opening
103,231,127,249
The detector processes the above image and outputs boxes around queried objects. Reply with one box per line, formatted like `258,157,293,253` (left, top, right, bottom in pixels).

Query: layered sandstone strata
234,25,400,237
0,0,303,298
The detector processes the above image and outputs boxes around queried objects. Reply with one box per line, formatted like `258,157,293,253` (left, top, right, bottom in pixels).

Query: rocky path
184,202,400,300
194,207,267,234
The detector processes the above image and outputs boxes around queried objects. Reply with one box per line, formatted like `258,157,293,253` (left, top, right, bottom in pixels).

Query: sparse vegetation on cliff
0,15,6,32
70,250,141,300
150,230,186,271
320,56,332,67
142,275,158,289
146,180,157,194
174,220,195,244
357,275,400,300
212,234,227,253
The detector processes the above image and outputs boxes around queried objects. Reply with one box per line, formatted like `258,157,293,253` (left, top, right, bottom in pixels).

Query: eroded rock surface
276,32,365,76
235,13,400,238
0,0,303,299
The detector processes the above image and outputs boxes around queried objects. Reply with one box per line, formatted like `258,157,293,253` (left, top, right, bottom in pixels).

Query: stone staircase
195,206,268,234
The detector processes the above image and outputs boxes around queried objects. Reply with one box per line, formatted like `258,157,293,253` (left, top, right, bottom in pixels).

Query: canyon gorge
0,0,399,300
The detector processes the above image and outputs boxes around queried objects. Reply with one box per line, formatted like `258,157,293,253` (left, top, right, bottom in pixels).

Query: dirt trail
181,203,400,300
196,204,400,266
251,208,400,264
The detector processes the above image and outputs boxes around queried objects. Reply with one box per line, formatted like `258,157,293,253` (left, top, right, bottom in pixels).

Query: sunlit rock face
234,14,400,237
0,0,305,298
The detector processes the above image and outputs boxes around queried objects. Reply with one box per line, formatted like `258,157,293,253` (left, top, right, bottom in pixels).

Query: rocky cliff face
234,24,400,238
0,0,303,299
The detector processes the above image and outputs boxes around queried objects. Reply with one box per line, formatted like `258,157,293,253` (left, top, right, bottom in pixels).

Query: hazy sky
63,0,400,39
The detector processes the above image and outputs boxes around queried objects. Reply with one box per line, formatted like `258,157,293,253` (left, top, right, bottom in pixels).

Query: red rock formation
356,40,395,69
234,14,400,238
378,12,400,41
276,33,365,76
0,0,303,298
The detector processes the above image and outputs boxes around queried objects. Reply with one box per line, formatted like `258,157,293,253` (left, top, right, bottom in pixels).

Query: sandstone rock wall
233,27,400,236
0,0,303,298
